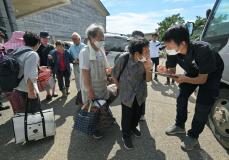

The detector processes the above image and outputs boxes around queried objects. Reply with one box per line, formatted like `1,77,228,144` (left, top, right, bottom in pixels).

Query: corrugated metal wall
16,0,107,41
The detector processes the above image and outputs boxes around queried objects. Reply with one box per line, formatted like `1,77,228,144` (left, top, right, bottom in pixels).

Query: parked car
105,33,128,67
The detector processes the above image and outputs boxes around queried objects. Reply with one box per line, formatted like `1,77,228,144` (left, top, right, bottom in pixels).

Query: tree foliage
155,14,207,41
156,13,185,40
191,16,207,40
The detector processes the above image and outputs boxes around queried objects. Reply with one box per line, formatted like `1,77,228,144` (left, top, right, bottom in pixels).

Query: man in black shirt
37,32,55,66
160,25,224,151
37,32,57,100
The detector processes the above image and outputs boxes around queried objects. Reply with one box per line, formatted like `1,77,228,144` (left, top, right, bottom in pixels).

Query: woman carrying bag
112,37,152,150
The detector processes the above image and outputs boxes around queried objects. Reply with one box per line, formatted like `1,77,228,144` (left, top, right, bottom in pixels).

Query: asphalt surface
0,66,229,160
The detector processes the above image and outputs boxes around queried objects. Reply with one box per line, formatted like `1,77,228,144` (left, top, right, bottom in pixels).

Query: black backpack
0,49,32,92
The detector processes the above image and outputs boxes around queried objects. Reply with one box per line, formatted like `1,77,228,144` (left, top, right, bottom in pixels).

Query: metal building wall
16,0,107,41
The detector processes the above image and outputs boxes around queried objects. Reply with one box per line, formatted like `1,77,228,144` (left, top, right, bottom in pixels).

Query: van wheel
208,88,229,149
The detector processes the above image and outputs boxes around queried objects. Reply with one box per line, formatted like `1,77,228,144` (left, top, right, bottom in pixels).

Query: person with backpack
48,40,74,97
112,37,152,150
14,32,41,113
37,31,57,100
124,31,148,121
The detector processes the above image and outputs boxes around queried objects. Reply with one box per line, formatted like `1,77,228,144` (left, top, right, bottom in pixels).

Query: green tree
156,13,185,40
191,16,207,40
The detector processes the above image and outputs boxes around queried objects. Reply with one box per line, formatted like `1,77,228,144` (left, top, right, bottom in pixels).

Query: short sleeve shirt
16,46,40,93
79,46,109,102
168,41,224,80
150,40,161,58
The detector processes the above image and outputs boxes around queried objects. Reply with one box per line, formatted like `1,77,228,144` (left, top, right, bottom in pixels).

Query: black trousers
175,79,221,139
151,57,159,78
121,98,143,138
57,70,71,91
0,92,3,107
141,102,145,116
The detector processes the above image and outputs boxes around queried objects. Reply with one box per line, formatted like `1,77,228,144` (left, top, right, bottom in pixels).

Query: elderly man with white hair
69,32,86,104
79,24,113,139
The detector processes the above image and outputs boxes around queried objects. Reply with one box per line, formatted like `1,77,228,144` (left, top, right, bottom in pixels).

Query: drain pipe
0,0,11,40
3,0,17,32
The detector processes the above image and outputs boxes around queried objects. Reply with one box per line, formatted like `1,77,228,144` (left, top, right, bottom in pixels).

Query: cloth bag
75,102,99,135
38,67,55,92
12,98,56,144
94,100,115,129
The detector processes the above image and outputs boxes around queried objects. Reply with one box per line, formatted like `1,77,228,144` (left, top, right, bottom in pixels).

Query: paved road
0,69,229,160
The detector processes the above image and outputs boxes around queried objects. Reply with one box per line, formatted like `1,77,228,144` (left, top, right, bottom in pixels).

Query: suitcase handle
24,96,47,142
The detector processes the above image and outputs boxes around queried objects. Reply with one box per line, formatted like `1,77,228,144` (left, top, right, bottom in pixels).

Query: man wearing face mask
79,24,111,139
160,25,224,151
112,37,152,150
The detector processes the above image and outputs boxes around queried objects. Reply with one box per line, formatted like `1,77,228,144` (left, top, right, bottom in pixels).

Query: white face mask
166,49,177,56
138,56,147,63
94,41,105,49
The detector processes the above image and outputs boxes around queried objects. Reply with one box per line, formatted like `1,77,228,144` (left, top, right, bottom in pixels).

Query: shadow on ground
0,118,54,160
68,120,166,160
170,134,214,160
151,80,196,104
0,94,78,160
41,96,79,128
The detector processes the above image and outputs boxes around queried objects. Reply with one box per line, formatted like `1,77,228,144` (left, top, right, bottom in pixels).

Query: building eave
13,0,70,19
94,0,110,16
